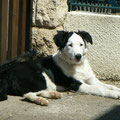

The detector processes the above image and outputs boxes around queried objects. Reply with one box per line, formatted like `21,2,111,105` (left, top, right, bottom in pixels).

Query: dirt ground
0,81,120,120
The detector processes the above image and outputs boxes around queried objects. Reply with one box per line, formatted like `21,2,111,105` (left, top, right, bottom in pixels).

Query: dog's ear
78,31,93,45
54,31,73,49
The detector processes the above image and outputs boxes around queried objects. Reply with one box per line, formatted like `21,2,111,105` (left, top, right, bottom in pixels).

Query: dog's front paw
49,91,62,99
111,91,120,99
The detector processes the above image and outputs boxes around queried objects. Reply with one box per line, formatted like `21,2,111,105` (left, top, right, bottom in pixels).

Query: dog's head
54,31,93,64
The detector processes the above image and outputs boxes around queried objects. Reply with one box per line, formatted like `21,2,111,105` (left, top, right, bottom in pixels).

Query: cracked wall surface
64,12,120,80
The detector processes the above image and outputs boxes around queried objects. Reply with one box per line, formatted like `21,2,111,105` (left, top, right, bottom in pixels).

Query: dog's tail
0,72,8,101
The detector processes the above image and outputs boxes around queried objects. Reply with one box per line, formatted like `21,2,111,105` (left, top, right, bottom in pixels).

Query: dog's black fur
0,61,48,101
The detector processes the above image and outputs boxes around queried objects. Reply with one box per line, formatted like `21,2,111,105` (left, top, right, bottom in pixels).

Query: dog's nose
75,54,82,61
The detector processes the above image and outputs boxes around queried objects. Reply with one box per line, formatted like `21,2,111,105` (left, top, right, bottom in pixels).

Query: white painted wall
64,12,120,81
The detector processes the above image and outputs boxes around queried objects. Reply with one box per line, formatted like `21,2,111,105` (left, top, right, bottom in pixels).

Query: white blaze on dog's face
54,31,93,64
63,33,87,63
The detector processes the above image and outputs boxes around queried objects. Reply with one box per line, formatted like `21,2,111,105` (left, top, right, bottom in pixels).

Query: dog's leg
24,92,49,106
42,72,57,91
86,77,120,92
36,90,62,99
97,81,120,92
88,77,120,92
78,83,120,99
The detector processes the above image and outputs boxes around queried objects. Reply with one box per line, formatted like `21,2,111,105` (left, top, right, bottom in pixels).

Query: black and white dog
0,31,120,106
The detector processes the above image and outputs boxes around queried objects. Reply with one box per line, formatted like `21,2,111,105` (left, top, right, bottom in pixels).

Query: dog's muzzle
75,54,82,61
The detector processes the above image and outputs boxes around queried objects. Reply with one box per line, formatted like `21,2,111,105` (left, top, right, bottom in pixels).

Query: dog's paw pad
50,91,62,99
36,98,49,106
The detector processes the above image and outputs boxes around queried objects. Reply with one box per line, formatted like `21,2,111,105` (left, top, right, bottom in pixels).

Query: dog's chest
61,60,94,82
73,65,90,81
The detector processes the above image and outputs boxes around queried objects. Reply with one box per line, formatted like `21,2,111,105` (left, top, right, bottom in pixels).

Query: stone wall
32,0,68,56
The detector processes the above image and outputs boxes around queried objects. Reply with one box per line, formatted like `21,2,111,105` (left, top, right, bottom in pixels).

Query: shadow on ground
96,105,120,120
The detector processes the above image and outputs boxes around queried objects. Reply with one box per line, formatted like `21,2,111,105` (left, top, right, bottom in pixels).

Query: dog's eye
80,43,83,46
68,44,72,47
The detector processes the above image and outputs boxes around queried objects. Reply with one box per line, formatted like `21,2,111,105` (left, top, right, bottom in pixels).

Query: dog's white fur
53,33,120,99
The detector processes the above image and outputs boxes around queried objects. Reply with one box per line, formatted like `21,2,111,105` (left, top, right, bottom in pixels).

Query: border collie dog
0,31,120,106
